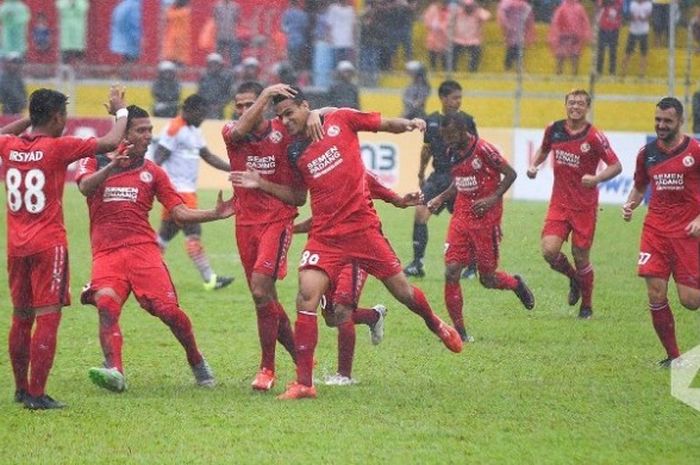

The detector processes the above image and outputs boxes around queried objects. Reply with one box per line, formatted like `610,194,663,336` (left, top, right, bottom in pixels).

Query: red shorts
84,243,180,311
161,192,196,221
322,263,368,310
7,245,70,309
445,217,501,275
542,204,597,250
236,220,293,282
299,226,402,281
638,228,700,289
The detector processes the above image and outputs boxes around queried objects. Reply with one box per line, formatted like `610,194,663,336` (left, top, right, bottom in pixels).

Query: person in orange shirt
423,0,450,71
452,0,491,73
162,0,192,66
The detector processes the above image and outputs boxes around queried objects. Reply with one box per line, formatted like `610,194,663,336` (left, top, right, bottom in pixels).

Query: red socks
256,301,280,371
650,301,680,359
9,314,34,393
28,312,62,397
550,253,576,279
96,295,124,373
444,282,464,333
577,264,594,309
490,272,518,290
337,320,356,378
294,312,318,387
156,305,203,367
352,307,379,326
275,301,296,361
406,286,441,333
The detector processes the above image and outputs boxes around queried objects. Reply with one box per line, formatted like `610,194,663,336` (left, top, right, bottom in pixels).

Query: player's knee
680,294,700,311
296,289,320,314
542,248,559,264
444,264,461,282
479,273,496,288
96,294,121,326
250,276,274,305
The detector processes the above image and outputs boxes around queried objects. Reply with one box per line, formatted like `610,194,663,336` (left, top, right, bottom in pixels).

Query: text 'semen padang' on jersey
158,116,206,193
223,118,298,226
540,120,620,211
75,156,184,254
0,134,98,257
424,111,478,173
634,136,700,238
287,109,382,240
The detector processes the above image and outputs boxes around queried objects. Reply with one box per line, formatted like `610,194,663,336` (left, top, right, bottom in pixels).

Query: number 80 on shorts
300,250,320,266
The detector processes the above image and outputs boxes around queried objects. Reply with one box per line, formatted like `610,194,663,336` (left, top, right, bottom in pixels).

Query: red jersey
540,120,619,211
633,136,700,238
0,134,98,257
75,156,183,254
288,109,382,240
450,137,507,227
223,118,298,226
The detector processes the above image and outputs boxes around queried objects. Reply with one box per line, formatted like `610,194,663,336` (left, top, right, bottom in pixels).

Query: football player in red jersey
76,105,234,393
2,86,127,409
233,87,463,400
527,89,622,319
622,97,700,367
428,113,534,343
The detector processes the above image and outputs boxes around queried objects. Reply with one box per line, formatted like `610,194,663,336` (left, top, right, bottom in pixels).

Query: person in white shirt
326,0,356,67
621,0,653,77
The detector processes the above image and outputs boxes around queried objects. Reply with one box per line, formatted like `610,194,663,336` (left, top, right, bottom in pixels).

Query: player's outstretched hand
685,217,700,237
581,174,598,188
230,167,262,189
407,118,426,132
306,110,324,142
426,196,443,213
214,190,236,218
396,191,423,208
104,84,126,115
526,166,538,179
621,202,634,222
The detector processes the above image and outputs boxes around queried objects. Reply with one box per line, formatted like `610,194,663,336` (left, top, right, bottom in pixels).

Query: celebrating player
233,87,463,400
3,86,127,409
428,113,534,342
622,97,700,367
527,89,621,319
77,105,234,393
404,80,478,279
154,94,234,291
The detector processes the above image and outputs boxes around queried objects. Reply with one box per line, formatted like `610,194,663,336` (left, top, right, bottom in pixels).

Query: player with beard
622,97,700,367
527,89,621,319
76,105,234,393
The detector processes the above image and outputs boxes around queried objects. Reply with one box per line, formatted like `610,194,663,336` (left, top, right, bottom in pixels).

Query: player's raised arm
199,146,231,172
226,84,297,143
378,117,426,134
169,190,235,223
0,116,30,135
95,85,128,154
230,168,307,206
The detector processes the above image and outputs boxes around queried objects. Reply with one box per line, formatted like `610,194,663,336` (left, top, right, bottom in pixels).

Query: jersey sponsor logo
306,145,343,178
683,155,695,167
269,130,283,144
139,171,153,183
103,186,139,202
327,125,340,137
246,155,277,174
652,172,684,190
580,142,591,153
554,149,580,168
455,175,478,192
471,157,482,170
8,150,44,162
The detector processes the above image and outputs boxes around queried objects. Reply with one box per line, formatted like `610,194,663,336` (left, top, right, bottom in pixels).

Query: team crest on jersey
471,158,482,170
683,155,695,167
140,171,153,183
327,125,340,137
269,130,283,144
580,142,591,153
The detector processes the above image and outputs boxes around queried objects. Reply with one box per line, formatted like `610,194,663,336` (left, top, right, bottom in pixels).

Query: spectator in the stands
498,0,535,72
620,0,652,77
162,0,192,66
326,0,356,66
213,0,241,66
0,0,30,58
57,0,89,66
402,60,430,119
381,0,417,70
328,60,360,109
110,0,142,80
423,0,450,71
596,0,623,76
0,52,26,115
548,0,591,75
651,0,670,48
452,0,491,73
32,12,52,56
358,0,385,87
282,0,310,71
198,52,234,119
152,60,181,118
693,85,700,134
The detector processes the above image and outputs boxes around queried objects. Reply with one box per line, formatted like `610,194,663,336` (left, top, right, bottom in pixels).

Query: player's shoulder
165,116,187,137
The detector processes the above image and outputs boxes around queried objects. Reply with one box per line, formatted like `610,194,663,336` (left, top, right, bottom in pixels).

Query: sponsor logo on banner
361,142,398,187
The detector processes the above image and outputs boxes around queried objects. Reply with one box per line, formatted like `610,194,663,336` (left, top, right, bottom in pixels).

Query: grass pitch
1,188,699,464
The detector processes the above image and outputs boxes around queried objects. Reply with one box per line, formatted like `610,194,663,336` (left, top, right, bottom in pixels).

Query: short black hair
657,96,683,118
126,105,149,131
29,88,68,127
438,80,462,99
236,81,264,97
182,94,207,113
271,85,306,106
440,112,472,131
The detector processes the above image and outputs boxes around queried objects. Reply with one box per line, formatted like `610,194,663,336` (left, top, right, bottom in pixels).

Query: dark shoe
14,389,28,404
658,357,678,368
513,275,535,310
456,326,475,343
403,261,425,278
568,277,581,306
577,307,593,320
24,394,66,410
204,274,234,291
